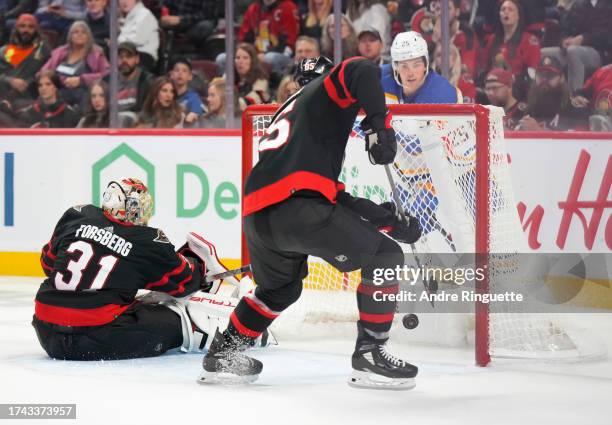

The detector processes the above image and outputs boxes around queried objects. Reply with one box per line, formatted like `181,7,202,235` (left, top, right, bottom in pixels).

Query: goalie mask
102,177,153,226
390,31,430,86
294,56,334,87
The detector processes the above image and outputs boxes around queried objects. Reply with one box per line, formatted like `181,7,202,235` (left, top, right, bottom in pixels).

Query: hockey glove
177,243,214,292
361,117,397,165
379,202,422,244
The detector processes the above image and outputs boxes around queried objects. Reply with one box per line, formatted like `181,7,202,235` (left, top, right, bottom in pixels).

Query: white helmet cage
390,31,430,86
102,178,153,226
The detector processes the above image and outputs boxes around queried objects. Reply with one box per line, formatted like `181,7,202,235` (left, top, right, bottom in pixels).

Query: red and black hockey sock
357,235,403,339
356,281,398,338
229,293,282,339
229,279,302,339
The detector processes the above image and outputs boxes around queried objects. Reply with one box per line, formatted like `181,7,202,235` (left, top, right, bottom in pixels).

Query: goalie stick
205,264,252,284
384,164,437,308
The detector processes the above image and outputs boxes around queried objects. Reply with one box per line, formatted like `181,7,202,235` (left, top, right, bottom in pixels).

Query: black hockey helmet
294,56,334,87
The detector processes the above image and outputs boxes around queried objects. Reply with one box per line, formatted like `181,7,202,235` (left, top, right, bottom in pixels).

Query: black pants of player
32,303,183,361
234,191,404,339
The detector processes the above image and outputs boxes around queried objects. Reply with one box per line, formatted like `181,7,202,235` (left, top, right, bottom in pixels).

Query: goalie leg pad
161,299,195,353
185,284,277,352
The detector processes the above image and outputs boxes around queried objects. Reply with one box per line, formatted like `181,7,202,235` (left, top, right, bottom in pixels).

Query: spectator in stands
483,67,527,130
77,79,109,127
347,0,391,54
0,14,51,111
433,42,476,103
300,0,331,42
113,41,152,121
137,76,184,128
430,0,479,79
160,0,222,55
169,57,204,126
199,77,241,128
235,0,300,76
481,0,540,99
541,0,612,93
320,14,359,59
35,0,87,34
357,28,387,65
275,74,299,103
283,35,320,76
41,20,110,109
118,0,159,72
234,42,270,111
85,0,110,49
0,1,37,43
516,54,589,131
18,69,79,128
572,64,612,131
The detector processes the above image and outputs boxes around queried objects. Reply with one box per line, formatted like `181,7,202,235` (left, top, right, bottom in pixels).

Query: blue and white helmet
390,31,430,86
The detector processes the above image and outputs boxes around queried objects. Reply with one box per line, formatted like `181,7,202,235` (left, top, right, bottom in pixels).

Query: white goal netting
243,104,605,364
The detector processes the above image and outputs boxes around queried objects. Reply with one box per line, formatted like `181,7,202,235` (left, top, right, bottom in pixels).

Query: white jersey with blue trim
380,64,462,104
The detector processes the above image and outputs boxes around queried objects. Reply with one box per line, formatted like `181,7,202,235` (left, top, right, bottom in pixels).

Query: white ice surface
1,277,612,425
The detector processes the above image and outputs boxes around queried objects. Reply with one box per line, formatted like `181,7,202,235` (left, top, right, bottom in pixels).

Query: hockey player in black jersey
200,57,422,390
33,177,255,361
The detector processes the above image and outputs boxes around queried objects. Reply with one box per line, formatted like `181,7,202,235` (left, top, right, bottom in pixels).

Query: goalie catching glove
378,202,422,244
361,113,397,165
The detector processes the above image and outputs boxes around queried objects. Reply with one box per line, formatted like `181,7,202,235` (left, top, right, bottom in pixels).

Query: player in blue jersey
381,31,461,249
381,31,462,104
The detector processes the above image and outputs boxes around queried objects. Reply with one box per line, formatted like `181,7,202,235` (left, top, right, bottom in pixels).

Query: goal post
241,103,604,366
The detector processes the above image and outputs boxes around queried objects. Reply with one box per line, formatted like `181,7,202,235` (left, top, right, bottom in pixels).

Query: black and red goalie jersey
243,57,391,216
36,205,202,327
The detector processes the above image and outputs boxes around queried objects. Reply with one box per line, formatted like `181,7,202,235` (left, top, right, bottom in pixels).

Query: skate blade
347,370,416,391
197,370,259,386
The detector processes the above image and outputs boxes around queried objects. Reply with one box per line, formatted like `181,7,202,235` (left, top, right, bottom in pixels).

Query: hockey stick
384,164,436,307
205,264,252,284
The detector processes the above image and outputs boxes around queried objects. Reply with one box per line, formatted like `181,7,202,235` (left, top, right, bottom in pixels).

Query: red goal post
241,103,603,366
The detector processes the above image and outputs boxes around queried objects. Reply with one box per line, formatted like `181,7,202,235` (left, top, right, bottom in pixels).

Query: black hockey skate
349,323,418,390
198,325,263,385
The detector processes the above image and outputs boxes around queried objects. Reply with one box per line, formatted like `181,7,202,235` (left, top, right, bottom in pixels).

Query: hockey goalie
32,177,268,361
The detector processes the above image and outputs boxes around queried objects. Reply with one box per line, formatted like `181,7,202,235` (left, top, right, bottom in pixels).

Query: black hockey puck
402,313,419,329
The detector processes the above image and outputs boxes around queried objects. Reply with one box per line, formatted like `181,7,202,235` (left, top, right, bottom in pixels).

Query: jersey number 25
258,97,297,152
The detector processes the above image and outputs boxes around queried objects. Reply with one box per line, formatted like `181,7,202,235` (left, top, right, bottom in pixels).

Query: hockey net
242,104,604,365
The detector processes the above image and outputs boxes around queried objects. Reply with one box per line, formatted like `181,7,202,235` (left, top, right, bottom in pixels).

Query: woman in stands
432,43,476,104
320,14,359,59
234,43,270,111
300,0,332,42
137,76,184,128
480,0,540,99
275,74,300,104
199,77,240,129
77,79,109,128
41,20,110,110
18,70,79,128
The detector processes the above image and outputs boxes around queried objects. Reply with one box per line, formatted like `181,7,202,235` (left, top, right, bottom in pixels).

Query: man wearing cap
0,14,51,115
517,55,589,131
105,41,152,126
358,28,388,66
484,67,526,131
